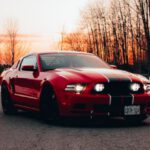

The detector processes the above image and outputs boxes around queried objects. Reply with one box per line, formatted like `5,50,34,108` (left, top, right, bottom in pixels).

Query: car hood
55,68,148,83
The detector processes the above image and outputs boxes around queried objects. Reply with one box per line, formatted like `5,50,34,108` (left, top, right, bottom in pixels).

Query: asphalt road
1,90,150,150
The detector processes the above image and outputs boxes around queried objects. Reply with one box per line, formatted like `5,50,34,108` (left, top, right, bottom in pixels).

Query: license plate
124,106,140,115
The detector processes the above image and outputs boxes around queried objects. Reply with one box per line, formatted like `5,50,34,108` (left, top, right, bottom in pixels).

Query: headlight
144,84,150,91
65,84,85,93
94,84,105,92
130,83,140,92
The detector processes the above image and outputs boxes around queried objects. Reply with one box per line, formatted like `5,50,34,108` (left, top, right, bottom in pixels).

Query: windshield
40,53,110,71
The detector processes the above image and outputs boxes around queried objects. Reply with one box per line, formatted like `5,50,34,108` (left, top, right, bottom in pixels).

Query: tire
1,85,17,115
40,86,59,122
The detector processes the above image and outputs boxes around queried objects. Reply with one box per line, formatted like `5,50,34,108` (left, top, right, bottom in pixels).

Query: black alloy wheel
1,85,17,115
40,86,59,122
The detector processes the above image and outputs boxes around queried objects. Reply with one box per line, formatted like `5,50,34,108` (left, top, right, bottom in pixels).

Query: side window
20,55,37,71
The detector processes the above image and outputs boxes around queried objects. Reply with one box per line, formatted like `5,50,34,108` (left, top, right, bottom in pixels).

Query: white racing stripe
98,69,132,82
128,76,134,105
107,94,111,116
126,76,132,82
101,74,110,83
98,70,135,107
108,94,111,105
131,94,134,105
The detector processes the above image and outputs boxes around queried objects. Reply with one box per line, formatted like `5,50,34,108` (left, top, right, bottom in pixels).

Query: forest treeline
60,0,150,74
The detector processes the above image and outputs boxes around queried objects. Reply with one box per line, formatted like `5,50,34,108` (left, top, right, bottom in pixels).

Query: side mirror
22,65,37,72
110,65,117,69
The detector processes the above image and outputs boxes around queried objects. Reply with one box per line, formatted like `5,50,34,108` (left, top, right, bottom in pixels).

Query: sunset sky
0,0,109,51
0,0,90,33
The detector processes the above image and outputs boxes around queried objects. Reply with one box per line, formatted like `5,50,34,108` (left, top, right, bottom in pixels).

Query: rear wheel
1,85,17,115
40,86,59,122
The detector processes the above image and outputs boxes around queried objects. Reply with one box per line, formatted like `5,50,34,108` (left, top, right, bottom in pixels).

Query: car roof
25,50,94,57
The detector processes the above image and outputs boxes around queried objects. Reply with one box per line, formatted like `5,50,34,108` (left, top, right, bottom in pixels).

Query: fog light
94,84,105,92
130,83,140,92
65,84,85,93
75,84,85,93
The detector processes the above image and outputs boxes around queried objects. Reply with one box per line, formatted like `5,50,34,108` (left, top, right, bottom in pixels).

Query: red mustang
1,51,150,123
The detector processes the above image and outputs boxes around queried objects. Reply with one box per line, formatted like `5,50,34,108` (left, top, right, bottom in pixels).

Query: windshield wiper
43,68,56,71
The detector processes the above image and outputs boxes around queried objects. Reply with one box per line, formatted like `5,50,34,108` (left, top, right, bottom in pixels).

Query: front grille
92,81,144,95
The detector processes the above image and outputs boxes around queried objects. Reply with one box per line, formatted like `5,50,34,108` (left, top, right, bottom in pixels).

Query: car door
13,55,41,108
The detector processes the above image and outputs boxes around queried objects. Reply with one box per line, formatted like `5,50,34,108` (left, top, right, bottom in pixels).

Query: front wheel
1,85,17,115
40,87,60,122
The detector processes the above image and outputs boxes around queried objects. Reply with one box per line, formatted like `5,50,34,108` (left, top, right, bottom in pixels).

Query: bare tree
4,19,18,65
60,26,66,50
3,19,29,65
135,0,150,73
61,32,88,51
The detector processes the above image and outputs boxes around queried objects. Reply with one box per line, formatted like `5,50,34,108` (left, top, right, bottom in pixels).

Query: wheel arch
1,80,9,88
39,81,60,113
1,80,12,95
39,81,55,102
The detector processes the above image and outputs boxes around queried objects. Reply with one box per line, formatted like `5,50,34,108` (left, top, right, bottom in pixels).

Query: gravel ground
0,89,150,150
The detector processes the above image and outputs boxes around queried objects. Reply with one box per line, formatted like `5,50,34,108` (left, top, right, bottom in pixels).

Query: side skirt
14,104,40,112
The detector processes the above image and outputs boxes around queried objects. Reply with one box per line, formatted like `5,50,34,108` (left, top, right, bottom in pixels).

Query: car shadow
53,116,150,128
6,110,150,129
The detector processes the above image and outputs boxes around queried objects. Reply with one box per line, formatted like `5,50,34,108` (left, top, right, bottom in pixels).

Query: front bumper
57,92,150,118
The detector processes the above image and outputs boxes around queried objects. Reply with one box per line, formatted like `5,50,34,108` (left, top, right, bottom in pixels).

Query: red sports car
1,51,150,123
